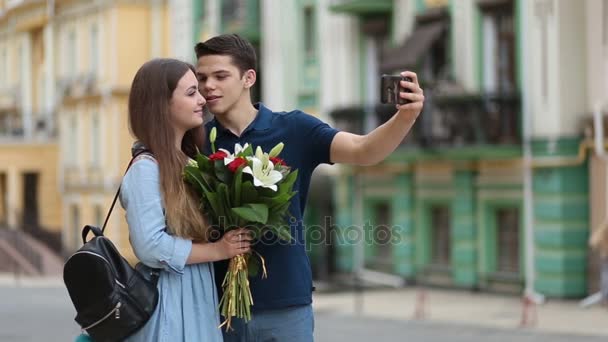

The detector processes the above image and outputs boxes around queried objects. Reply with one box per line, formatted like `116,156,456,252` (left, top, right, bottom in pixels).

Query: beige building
0,0,62,253
0,0,179,265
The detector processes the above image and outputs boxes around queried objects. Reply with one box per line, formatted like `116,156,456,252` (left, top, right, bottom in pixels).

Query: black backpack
63,152,159,342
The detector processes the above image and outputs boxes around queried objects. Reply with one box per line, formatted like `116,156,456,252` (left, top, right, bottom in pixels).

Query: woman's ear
243,69,257,89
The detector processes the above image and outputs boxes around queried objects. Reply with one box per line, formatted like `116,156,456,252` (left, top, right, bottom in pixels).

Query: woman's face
169,70,206,134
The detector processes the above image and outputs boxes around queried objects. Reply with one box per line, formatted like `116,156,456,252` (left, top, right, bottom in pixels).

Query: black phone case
380,75,413,105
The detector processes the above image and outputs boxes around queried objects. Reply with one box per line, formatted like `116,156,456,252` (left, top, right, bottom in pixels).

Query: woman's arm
121,159,249,274
186,228,251,264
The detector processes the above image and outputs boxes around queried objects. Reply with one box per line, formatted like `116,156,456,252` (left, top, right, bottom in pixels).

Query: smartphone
380,74,413,105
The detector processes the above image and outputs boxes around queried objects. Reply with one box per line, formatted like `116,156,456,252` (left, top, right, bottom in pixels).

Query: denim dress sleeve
119,158,193,274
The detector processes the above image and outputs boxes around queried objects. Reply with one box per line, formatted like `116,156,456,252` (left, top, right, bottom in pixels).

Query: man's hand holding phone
380,71,424,122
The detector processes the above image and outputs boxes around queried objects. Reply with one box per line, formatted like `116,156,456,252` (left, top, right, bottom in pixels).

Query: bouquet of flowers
183,127,298,330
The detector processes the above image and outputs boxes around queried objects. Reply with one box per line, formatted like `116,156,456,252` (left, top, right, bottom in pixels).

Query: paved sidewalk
312,287,608,337
3,273,606,338
0,272,64,287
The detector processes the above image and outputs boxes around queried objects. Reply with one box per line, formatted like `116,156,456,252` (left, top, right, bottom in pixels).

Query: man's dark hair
195,34,257,76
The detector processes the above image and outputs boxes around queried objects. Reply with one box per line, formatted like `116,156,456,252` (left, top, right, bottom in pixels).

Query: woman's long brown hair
128,58,208,241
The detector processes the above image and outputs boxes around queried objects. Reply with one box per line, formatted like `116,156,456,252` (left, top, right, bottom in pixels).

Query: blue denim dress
119,157,222,342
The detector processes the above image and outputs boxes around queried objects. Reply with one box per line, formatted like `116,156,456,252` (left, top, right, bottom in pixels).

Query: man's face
196,54,250,116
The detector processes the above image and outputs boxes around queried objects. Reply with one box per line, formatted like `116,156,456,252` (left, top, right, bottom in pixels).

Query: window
372,202,392,265
94,205,104,227
72,205,80,249
22,173,39,228
303,6,315,58
430,205,451,266
496,208,520,273
221,0,246,31
481,3,516,94
90,24,99,75
67,29,77,78
90,113,100,165
69,115,78,164
1,47,6,87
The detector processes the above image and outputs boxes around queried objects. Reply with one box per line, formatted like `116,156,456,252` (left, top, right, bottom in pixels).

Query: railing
329,91,521,148
0,85,19,110
63,165,82,191
22,224,62,256
0,228,42,274
377,91,521,147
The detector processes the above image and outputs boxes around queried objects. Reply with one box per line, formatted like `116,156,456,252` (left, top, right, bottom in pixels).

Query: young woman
120,58,251,341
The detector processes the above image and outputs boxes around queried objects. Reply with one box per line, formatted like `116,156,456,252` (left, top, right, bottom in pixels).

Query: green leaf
217,183,234,225
184,166,208,193
265,224,293,242
247,256,261,278
196,154,213,173
201,188,221,218
240,181,259,203
258,193,292,208
214,160,231,184
277,169,298,195
270,200,292,216
275,226,293,242
239,144,254,157
233,167,243,208
231,203,269,224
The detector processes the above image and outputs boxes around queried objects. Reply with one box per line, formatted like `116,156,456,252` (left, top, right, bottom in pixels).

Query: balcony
63,165,108,191
63,165,82,191
86,164,105,189
427,91,521,146
58,73,98,99
330,91,521,149
0,86,19,112
221,0,260,42
0,111,24,140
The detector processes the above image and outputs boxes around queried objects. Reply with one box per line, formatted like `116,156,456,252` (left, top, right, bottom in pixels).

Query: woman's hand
213,228,252,260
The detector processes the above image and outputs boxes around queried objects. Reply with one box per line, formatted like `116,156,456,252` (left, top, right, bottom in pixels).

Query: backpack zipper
82,302,122,331
67,250,127,288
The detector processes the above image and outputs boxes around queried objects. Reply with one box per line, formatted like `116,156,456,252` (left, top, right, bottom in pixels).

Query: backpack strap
97,149,153,238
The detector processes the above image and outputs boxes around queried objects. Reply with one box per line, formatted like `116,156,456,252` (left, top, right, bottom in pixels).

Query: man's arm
330,71,424,166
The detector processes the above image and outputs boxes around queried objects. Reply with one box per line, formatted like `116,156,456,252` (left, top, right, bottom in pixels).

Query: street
0,285,604,342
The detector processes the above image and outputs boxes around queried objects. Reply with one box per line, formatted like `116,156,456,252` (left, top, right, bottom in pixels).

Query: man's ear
243,69,257,89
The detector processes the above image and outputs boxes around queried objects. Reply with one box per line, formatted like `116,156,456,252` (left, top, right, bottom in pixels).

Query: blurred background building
0,0,607,301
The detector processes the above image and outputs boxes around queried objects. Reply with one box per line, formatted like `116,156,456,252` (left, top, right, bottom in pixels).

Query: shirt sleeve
119,159,193,274
294,111,340,167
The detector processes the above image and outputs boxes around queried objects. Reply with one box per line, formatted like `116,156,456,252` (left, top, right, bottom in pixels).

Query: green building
194,0,607,299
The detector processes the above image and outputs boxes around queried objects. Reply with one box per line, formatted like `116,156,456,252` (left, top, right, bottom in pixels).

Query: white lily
268,142,284,158
219,143,250,165
187,159,198,168
255,146,270,168
243,157,283,191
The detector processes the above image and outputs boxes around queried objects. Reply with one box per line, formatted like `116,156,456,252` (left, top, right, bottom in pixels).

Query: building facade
0,0,63,258
328,0,604,299
0,0,203,265
3,0,601,297
195,0,608,299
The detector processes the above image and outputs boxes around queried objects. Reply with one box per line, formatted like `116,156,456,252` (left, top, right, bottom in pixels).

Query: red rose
270,157,286,166
227,157,247,172
209,151,228,161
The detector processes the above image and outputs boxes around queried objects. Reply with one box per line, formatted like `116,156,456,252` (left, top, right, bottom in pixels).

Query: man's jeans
222,304,314,342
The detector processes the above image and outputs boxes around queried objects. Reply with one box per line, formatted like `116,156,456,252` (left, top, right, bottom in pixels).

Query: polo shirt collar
210,102,272,137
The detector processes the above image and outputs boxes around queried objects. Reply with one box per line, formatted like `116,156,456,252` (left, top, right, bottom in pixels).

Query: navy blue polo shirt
204,103,339,311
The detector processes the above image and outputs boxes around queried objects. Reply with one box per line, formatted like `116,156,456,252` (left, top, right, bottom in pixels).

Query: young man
195,34,424,342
